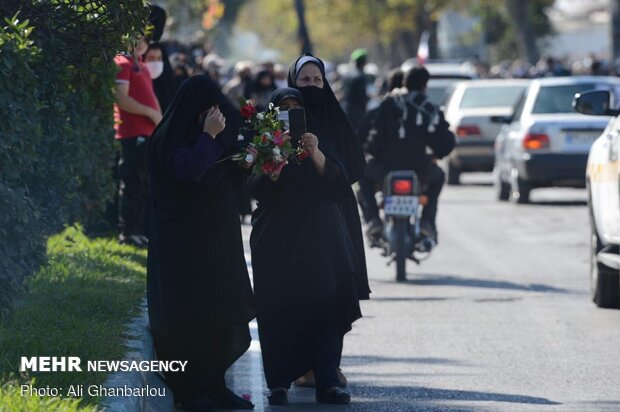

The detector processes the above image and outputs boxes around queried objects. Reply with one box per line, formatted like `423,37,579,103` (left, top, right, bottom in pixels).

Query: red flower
273,130,284,146
297,150,310,161
262,161,276,174
240,103,257,119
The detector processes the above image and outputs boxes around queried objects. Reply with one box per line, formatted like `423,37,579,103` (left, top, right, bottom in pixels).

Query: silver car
441,79,529,184
493,76,620,203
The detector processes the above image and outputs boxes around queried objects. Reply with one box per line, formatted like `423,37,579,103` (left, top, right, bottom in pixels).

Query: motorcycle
371,170,436,281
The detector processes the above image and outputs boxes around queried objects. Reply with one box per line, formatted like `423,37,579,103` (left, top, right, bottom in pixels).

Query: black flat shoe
209,387,254,410
316,387,351,404
268,389,288,406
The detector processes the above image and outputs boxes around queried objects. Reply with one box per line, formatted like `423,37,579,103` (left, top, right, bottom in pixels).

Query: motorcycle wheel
395,218,407,282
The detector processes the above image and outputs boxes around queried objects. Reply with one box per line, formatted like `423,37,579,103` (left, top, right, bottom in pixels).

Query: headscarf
149,75,227,168
268,87,304,107
287,54,365,183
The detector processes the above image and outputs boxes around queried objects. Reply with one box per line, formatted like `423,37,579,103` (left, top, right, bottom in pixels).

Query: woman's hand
300,133,320,158
203,106,226,137
242,145,259,169
300,133,326,175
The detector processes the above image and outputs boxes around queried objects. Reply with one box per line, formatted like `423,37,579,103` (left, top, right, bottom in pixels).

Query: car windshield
459,86,526,109
532,84,598,114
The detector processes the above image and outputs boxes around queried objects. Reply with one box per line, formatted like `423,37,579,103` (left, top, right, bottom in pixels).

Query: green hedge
0,1,149,319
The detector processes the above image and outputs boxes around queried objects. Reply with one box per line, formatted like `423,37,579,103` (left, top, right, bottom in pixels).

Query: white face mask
145,61,164,79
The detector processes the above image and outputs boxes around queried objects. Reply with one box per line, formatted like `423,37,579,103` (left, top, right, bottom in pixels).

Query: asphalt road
229,172,620,412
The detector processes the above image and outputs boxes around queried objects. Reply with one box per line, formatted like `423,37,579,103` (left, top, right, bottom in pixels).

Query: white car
441,79,529,184
574,89,620,308
401,61,478,105
493,76,620,203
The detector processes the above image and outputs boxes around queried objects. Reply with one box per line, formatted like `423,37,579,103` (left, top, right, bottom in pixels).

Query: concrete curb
100,298,174,412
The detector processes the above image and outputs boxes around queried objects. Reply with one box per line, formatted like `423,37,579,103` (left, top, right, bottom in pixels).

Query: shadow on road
451,182,494,188
349,384,561,406
526,200,587,207
343,354,465,367
377,274,577,294
370,296,449,302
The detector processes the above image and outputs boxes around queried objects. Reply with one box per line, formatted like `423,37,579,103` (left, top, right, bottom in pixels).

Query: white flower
275,107,280,114
237,134,244,141
272,147,281,157
268,102,274,110
257,113,265,120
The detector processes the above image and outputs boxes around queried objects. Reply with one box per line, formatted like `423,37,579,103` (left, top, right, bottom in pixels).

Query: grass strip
0,225,146,410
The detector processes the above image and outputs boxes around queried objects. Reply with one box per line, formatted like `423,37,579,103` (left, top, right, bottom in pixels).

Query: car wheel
510,168,530,204
493,168,510,201
447,162,460,185
589,202,620,308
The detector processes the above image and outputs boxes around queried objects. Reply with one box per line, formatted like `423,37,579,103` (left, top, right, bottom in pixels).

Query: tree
294,0,313,54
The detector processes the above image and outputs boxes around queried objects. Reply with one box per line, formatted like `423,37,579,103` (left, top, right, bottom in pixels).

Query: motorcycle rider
357,65,455,244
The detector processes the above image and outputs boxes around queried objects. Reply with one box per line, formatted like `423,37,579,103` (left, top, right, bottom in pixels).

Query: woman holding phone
249,86,365,406
147,75,256,411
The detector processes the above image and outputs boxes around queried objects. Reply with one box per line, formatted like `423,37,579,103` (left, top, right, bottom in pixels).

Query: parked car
493,76,620,203
441,79,529,184
574,89,620,308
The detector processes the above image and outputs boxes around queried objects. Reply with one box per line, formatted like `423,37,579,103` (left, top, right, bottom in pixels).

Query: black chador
146,75,253,409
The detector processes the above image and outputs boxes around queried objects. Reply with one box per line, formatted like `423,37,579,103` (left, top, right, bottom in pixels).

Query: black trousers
118,136,149,237
358,161,445,232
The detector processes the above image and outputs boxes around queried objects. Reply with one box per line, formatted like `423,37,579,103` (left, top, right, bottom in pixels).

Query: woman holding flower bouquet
249,82,368,405
147,75,256,411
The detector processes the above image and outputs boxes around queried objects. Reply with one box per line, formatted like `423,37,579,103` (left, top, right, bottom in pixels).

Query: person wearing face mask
286,54,371,396
114,35,162,248
249,87,359,406
143,42,177,113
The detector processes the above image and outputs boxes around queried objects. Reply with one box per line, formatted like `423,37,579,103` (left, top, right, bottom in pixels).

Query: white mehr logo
20,357,82,372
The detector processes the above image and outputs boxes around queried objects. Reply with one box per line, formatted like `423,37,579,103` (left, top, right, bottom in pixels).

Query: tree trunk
505,0,539,64
612,0,620,61
294,0,313,55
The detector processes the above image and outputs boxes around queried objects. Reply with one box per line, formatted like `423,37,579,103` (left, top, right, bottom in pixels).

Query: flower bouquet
233,98,308,181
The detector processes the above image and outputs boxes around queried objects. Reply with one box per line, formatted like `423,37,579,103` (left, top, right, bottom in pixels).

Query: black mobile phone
288,108,306,144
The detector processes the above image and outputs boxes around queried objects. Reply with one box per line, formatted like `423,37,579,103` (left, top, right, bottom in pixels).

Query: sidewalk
102,224,332,412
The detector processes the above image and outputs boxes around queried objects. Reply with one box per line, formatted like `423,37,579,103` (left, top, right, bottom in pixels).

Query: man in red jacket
114,35,162,247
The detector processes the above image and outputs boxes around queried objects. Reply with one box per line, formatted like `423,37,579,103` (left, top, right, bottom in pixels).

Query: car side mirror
490,115,512,124
573,90,616,116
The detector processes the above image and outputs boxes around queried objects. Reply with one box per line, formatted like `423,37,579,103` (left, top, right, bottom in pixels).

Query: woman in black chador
249,84,369,406
147,75,255,411
287,55,370,305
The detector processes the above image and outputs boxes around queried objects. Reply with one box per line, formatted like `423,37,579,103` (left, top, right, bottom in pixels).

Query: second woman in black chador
250,81,368,406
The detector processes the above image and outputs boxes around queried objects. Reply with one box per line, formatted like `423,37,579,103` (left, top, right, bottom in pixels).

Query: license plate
385,196,418,216
563,131,599,151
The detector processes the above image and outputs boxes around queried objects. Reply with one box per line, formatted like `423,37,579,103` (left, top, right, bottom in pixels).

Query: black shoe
268,388,288,406
316,387,351,404
208,387,254,410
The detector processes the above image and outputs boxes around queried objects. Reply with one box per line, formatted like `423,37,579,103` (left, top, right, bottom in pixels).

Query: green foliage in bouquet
236,99,306,181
